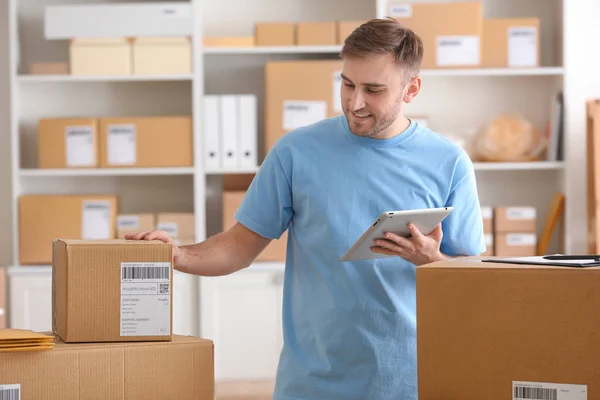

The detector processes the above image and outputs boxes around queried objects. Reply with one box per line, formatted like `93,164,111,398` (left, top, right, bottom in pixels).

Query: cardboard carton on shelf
255,22,295,46
296,22,337,45
132,36,192,75
69,38,131,76
38,117,100,169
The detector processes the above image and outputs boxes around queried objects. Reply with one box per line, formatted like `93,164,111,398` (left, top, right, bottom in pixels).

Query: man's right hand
125,230,182,262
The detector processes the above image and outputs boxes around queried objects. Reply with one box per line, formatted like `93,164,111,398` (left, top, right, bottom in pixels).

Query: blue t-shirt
234,115,486,400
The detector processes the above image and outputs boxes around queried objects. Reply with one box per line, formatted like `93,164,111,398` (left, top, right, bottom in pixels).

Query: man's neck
378,115,410,140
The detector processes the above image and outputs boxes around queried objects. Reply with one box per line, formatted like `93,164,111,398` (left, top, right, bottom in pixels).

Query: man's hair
340,17,424,80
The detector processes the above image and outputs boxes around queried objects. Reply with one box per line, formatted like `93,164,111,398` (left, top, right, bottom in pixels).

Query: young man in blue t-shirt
129,17,486,400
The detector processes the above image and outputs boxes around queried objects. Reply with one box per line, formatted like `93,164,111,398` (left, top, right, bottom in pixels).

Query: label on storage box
65,126,95,167
108,124,136,165
117,215,140,230
506,207,536,220
0,384,21,400
508,27,537,67
283,100,327,131
332,71,343,114
506,233,536,246
484,233,493,247
513,381,587,400
121,262,171,337
157,222,178,237
388,4,412,18
82,200,111,240
436,35,480,66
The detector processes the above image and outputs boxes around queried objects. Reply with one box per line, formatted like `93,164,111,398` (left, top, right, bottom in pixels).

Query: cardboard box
116,213,155,239
483,18,539,68
19,195,118,265
255,22,295,46
38,117,99,169
29,62,69,75
132,37,191,75
494,206,536,232
223,191,287,262
70,38,131,75
495,232,537,256
99,116,193,167
337,20,365,44
389,2,483,69
265,59,342,152
0,267,5,329
481,206,493,233
482,233,494,256
0,334,214,399
296,22,337,46
53,239,173,343
587,100,600,254
156,212,195,239
417,258,600,400
203,36,254,47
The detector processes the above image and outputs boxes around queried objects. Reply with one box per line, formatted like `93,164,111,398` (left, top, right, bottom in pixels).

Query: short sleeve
233,146,293,240
440,157,487,256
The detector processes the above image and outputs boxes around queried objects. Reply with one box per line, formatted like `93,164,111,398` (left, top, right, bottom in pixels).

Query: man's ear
403,76,422,103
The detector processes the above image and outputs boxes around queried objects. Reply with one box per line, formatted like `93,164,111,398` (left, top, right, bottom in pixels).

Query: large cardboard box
132,37,192,75
483,18,539,68
265,59,342,152
0,267,5,328
19,195,118,265
0,335,214,399
156,212,195,239
255,22,295,46
38,117,99,168
53,239,173,343
417,258,597,400
99,116,193,167
389,2,483,69
223,191,287,262
116,213,155,239
70,38,131,76
296,22,336,45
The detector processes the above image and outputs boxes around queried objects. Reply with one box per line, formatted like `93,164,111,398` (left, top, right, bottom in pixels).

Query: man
128,18,486,400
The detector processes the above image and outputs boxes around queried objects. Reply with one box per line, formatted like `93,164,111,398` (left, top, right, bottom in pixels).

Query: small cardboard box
417,258,600,400
38,117,99,169
155,212,195,239
0,335,214,399
19,195,118,265
116,213,156,239
494,206,536,232
255,22,295,46
482,18,539,68
222,191,287,262
389,2,483,69
53,239,173,343
481,206,493,233
203,36,254,47
70,38,131,76
132,37,192,75
337,20,365,44
495,232,537,256
99,116,193,168
296,22,337,46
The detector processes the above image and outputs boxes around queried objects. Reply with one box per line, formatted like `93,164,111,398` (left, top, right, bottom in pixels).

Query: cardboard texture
116,213,156,239
390,2,483,69
296,22,337,45
99,116,193,167
0,329,55,352
337,20,365,44
29,62,69,75
0,335,214,400
255,22,295,46
132,37,192,75
156,212,195,238
38,117,99,168
482,18,539,68
203,36,255,47
265,59,342,152
52,239,173,343
0,267,5,329
19,195,118,264
587,100,600,254
494,206,536,232
223,191,287,261
417,258,599,400
70,38,131,75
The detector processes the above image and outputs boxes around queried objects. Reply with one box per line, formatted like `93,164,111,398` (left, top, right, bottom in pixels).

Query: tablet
340,207,454,261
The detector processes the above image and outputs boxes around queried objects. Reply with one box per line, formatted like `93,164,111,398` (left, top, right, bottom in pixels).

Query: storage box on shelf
493,206,537,256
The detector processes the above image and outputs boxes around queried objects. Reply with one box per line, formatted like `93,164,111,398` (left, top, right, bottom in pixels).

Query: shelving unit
5,0,583,384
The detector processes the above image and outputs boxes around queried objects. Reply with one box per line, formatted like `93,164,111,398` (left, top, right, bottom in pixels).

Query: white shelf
19,167,195,177
421,67,564,77
203,45,342,54
18,74,194,83
205,166,260,174
473,161,564,171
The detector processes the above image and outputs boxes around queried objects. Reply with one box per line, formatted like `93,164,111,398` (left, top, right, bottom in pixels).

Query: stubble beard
347,100,402,139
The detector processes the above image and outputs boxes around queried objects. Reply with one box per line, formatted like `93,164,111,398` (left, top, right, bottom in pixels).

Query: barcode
515,386,557,400
0,388,20,400
122,266,169,280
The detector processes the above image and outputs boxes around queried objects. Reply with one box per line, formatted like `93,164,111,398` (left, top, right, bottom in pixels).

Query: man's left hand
370,223,446,266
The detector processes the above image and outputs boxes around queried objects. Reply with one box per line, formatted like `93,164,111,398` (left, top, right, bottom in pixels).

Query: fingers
124,230,174,244
407,223,426,244
372,237,411,255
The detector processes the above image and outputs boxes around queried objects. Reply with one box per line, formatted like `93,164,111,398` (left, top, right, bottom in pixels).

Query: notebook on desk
481,255,600,268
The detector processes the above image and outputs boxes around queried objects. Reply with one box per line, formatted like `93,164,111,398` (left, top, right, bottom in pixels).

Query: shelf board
17,74,193,83
473,161,564,171
420,67,564,77
203,45,342,55
19,167,195,177
205,166,260,174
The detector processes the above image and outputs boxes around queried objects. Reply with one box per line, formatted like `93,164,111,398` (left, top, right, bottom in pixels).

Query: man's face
341,53,416,138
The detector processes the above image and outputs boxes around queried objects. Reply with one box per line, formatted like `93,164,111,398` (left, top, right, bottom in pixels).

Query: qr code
159,283,170,294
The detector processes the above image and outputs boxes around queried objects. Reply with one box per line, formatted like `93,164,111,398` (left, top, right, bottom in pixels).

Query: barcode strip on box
0,388,20,400
122,266,169,280
514,385,558,400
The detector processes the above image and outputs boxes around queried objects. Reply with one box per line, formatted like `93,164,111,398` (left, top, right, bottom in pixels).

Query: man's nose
349,89,366,111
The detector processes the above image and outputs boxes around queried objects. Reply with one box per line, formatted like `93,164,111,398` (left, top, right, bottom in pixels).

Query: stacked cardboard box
494,206,537,256
116,212,195,246
480,206,494,256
